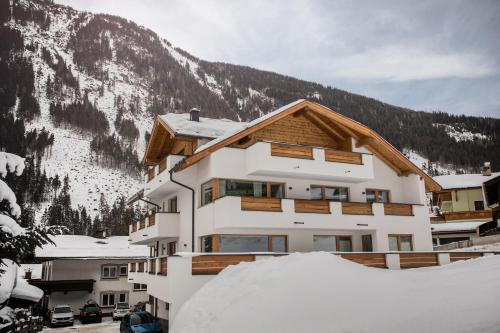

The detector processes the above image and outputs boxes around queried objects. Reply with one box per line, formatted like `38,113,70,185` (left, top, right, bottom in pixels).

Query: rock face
0,0,498,215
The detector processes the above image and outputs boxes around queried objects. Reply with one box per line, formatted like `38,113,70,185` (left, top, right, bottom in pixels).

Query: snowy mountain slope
2,0,499,221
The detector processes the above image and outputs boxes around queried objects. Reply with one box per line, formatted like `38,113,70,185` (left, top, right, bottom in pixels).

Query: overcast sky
57,0,500,118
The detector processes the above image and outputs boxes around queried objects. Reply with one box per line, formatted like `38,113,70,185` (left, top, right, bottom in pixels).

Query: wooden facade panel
270,143,313,160
241,197,282,212
192,255,255,275
441,210,492,221
147,168,155,182
294,199,330,214
138,262,145,272
158,158,167,174
341,202,373,215
129,263,136,272
253,114,342,149
325,149,362,165
384,203,414,216
149,259,156,274
160,257,167,276
148,213,156,227
139,219,146,230
340,253,386,268
449,252,483,262
399,253,438,268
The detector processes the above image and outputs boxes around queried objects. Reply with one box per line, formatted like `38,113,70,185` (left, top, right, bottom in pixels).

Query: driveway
42,318,119,333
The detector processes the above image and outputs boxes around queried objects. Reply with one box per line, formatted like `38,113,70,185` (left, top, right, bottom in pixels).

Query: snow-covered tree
0,152,61,307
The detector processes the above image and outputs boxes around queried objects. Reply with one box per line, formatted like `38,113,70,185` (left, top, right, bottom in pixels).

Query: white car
50,305,74,327
113,303,130,320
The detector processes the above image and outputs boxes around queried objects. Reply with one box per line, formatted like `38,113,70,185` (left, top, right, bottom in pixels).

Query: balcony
128,261,148,285
198,196,426,232
430,210,492,222
129,212,180,245
245,142,374,182
144,154,185,197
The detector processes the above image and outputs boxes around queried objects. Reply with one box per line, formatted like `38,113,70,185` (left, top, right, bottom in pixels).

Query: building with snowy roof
34,235,149,316
127,99,442,328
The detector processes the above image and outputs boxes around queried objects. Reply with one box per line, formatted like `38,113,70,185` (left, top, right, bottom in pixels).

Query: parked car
49,305,74,327
120,312,162,333
79,301,102,324
113,302,130,321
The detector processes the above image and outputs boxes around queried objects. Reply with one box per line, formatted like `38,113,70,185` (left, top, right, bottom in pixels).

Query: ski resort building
127,99,443,327
34,236,149,316
431,166,499,246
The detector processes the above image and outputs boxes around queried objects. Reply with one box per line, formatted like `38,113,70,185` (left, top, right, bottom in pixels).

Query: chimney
482,162,491,176
190,108,200,122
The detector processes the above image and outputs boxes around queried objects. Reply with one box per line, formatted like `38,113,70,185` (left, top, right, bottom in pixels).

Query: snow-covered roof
433,172,500,190
160,113,247,139
194,99,305,153
431,221,487,233
18,264,42,280
35,235,148,259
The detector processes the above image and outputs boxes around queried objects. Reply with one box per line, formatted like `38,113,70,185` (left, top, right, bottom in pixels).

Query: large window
201,235,287,253
366,189,390,203
310,186,349,201
201,179,284,206
102,293,115,307
168,197,178,212
388,234,413,251
102,265,117,279
201,181,213,206
313,235,352,252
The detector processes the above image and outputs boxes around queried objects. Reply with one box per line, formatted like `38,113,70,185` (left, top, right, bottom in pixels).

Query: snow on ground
42,317,118,333
433,123,489,142
458,242,500,252
35,235,148,259
172,252,500,333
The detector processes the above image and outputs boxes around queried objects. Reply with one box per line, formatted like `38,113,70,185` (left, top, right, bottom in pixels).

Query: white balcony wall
129,213,180,245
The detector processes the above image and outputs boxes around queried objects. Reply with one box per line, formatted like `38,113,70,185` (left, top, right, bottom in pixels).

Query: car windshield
85,306,99,312
54,307,71,313
130,313,154,325
117,303,129,309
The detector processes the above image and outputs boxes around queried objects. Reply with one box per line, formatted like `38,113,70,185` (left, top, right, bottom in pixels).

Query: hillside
0,0,499,229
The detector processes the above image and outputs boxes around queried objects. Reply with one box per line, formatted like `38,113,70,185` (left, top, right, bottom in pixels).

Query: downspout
169,162,195,252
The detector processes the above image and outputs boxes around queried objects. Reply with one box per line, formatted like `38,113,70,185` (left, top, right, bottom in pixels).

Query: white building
128,99,441,327
35,235,149,315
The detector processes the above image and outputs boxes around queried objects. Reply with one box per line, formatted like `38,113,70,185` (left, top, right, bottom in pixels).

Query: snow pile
431,221,487,232
0,152,25,177
434,172,500,190
172,252,500,333
35,235,148,259
433,123,489,142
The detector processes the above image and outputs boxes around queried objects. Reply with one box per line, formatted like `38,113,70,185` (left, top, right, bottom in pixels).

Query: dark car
79,302,102,324
120,312,162,333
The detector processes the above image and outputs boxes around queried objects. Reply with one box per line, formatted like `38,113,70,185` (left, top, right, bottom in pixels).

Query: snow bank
431,221,487,232
434,172,500,190
172,252,500,333
0,152,25,177
35,235,148,259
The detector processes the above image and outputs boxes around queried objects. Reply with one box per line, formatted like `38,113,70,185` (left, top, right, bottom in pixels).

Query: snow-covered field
172,252,500,333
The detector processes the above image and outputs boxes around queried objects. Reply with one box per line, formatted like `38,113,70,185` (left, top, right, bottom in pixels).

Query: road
42,318,119,333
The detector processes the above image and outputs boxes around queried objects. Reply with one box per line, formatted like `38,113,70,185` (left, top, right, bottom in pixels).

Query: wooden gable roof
170,99,440,192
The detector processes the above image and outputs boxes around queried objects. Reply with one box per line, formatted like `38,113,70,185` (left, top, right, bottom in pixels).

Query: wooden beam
355,136,374,148
303,112,346,141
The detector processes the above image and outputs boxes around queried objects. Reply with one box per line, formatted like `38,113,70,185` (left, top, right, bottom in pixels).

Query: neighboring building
483,173,500,226
34,235,149,315
128,99,440,327
430,164,499,246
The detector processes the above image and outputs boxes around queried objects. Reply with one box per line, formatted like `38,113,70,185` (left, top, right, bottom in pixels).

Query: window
220,179,267,197
362,235,373,252
167,242,177,256
474,201,484,211
313,235,352,252
118,293,127,303
310,186,349,201
168,197,178,212
102,293,115,307
133,283,147,291
313,235,336,251
102,265,117,279
366,189,390,203
119,265,128,276
201,181,213,206
388,235,413,251
201,235,288,253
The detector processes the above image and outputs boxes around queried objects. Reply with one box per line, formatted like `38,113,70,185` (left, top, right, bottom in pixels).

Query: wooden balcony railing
341,202,373,215
449,252,483,262
325,149,362,165
149,259,156,274
431,210,492,222
129,263,136,272
340,253,386,268
160,257,168,276
270,143,313,160
192,255,256,275
139,218,146,230
294,199,330,214
148,213,156,227
399,253,438,268
147,168,155,182
138,262,145,272
158,158,167,174
384,203,414,216
131,223,137,233
241,197,282,212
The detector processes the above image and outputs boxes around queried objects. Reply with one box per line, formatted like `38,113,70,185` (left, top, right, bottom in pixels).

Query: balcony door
361,234,373,252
